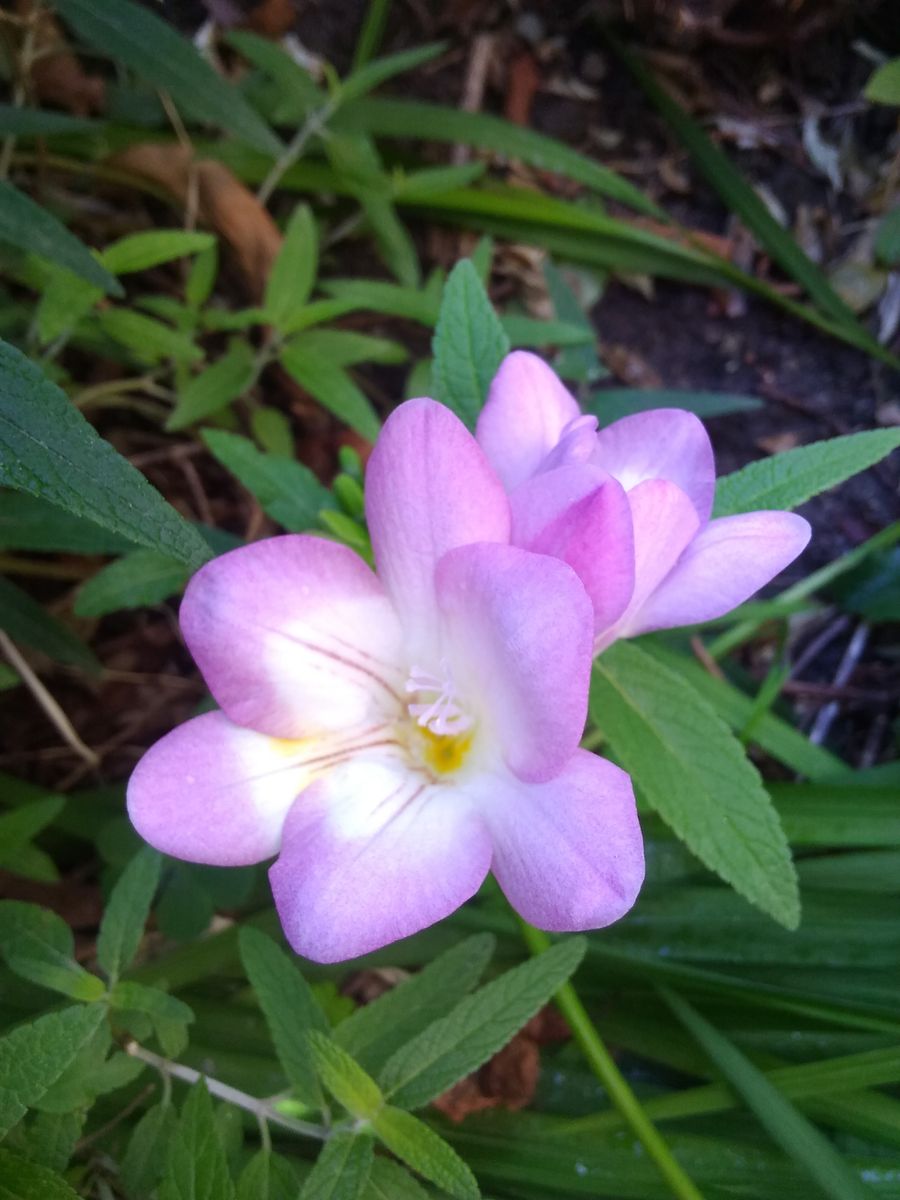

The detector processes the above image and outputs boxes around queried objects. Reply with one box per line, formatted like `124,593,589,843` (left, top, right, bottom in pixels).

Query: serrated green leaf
203,428,333,530
0,182,120,296
0,574,99,672
97,308,202,365
101,231,215,275
299,1132,373,1200
167,340,257,431
308,1032,383,1119
14,1109,84,1175
279,340,381,440
160,1081,235,1200
235,1151,299,1200
238,928,328,1106
0,492,135,554
0,900,105,1000
591,641,799,928
379,938,585,1110
56,0,281,155
0,1003,105,1137
121,1102,178,1200
0,1149,81,1199
0,339,212,568
75,549,190,617
335,933,495,1074
372,1107,479,1200
112,981,193,1056
363,1158,430,1200
97,846,161,980
265,205,318,333
432,260,509,428
713,429,900,517
865,57,900,105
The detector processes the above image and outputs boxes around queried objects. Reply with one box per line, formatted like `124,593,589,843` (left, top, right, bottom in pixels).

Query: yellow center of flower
418,725,474,776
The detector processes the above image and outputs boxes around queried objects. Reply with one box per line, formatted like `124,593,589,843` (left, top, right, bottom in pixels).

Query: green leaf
167,340,257,430
111,982,193,1056
0,182,120,296
363,1158,430,1200
713,429,900,517
585,388,763,424
339,43,446,106
278,341,381,440
865,57,900,105
498,314,594,348
289,330,408,367
238,928,328,1106
56,0,281,155
160,1081,235,1200
0,1149,81,1199
0,574,99,672
0,339,212,569
97,846,161,980
0,900,105,1000
308,1032,383,1119
661,987,873,1200
14,1110,84,1174
0,1003,105,1137
379,938,585,1110
0,492,134,554
591,642,799,927
186,244,219,310
0,104,97,136
300,1134,372,1200
97,308,202,365
226,31,323,124
875,207,900,266
432,259,510,428
121,1102,178,1200
372,1107,480,1200
251,406,294,458
202,428,333,530
101,230,215,275
264,205,318,333
771,782,900,847
335,933,495,1074
75,549,190,617
234,1152,297,1200
0,798,63,883
35,268,102,345
322,279,438,324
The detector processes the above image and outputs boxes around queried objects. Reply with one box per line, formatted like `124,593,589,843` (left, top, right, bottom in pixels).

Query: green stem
519,922,707,1200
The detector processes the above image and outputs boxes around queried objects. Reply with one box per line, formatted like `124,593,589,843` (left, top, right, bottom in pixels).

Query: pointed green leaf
432,260,509,428
279,341,381,440
236,1151,299,1200
265,204,318,333
372,1107,479,1200
14,1109,84,1174
339,43,446,106
97,846,162,981
363,1158,430,1200
101,231,215,275
865,57,900,105
0,492,134,554
307,1032,383,1119
160,1081,235,1200
299,1132,373,1200
167,340,257,431
0,1149,81,1199
121,1102,178,1200
0,574,99,672
74,549,190,617
0,900,105,1000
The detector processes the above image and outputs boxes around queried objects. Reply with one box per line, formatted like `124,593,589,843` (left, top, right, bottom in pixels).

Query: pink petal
631,511,812,634
510,465,635,635
435,543,593,784
476,351,582,490
127,711,327,866
180,535,404,739
270,751,492,963
594,408,716,523
478,750,644,931
365,399,510,655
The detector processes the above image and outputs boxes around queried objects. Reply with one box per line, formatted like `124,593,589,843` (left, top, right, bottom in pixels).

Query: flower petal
478,750,644,931
270,751,492,963
365,398,510,655
435,543,593,783
477,351,582,490
126,711,328,866
630,511,812,634
181,535,404,738
510,465,635,635
594,408,716,522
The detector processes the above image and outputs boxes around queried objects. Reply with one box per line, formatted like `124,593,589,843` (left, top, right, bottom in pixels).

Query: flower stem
518,922,707,1200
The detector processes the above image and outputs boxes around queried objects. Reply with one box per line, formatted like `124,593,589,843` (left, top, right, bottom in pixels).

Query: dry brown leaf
242,0,296,36
757,432,801,455
113,144,282,299
16,2,105,116
602,342,663,389
504,50,541,127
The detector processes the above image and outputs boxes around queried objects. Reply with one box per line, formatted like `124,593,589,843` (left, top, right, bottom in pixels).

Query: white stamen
405,658,472,736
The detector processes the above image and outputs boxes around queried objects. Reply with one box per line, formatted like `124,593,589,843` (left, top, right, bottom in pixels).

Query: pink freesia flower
128,400,643,963
477,351,811,651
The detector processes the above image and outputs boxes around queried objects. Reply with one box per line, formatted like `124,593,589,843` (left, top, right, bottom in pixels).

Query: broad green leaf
363,1158,430,1200
0,1149,81,1199
202,428,333,530
0,105,97,136
111,982,193,1056
0,1003,105,1137
75,549,190,617
0,340,212,568
0,492,134,554
865,57,900,105
37,1031,144,1114
97,308,202,365
372,1107,479,1200
662,987,873,1200
14,1109,84,1174
0,574,99,672
0,901,105,1000
299,1132,373,1200
101,231,215,275
121,1102,177,1200
236,1152,299,1200
591,642,799,928
714,429,900,516
264,204,318,333
335,933,495,1074
278,341,381,440
56,0,281,155
432,259,509,428
339,43,446,106
289,329,408,367
308,1032,383,1119
379,938,585,1110
97,846,161,980
167,340,257,430
586,388,763,424
160,1081,235,1200
0,182,120,296
238,928,328,1106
